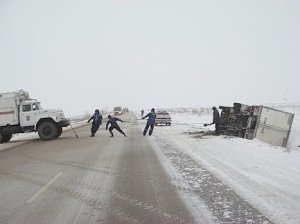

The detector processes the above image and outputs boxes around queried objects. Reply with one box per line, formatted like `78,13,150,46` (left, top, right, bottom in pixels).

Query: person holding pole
142,108,156,136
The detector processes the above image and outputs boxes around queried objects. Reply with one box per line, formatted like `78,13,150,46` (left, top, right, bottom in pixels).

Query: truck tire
38,121,58,140
0,133,12,143
55,127,63,138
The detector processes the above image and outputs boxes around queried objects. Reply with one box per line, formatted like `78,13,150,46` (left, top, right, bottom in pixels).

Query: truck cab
20,100,42,128
0,90,70,143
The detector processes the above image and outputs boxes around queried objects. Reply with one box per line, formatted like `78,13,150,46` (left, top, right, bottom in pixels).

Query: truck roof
0,89,30,100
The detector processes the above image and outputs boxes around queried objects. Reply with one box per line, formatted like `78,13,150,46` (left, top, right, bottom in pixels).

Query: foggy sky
1,0,299,117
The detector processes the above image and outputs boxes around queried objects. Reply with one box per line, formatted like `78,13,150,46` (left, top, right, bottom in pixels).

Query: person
87,109,103,137
142,108,156,136
106,115,126,137
212,106,221,135
141,109,144,117
244,111,254,139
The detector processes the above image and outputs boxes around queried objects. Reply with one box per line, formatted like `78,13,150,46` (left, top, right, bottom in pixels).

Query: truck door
19,104,36,127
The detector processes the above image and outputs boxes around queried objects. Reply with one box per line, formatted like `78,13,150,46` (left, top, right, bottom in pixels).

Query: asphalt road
0,113,197,224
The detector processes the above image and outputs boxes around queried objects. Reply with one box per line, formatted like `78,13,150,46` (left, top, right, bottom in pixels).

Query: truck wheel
55,127,63,138
0,133,12,143
0,133,3,143
4,134,12,142
38,121,58,140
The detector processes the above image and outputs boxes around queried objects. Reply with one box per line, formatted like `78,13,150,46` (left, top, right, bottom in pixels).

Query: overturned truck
219,103,294,147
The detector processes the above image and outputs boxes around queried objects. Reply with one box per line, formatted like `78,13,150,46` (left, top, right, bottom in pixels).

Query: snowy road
0,112,278,223
0,113,197,224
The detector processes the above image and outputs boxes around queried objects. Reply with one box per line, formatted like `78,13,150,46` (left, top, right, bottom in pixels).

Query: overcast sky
1,0,299,117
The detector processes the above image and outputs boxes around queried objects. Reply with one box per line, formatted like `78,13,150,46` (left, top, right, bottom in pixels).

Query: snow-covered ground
149,106,300,224
1,108,299,223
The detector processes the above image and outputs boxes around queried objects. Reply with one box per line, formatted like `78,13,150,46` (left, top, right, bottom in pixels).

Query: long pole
69,123,78,138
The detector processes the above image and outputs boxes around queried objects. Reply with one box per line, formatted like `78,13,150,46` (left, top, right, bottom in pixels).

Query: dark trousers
109,125,125,136
143,123,154,136
215,123,220,135
91,124,100,135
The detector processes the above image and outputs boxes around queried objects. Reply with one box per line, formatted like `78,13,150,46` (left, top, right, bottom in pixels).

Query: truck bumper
58,119,70,127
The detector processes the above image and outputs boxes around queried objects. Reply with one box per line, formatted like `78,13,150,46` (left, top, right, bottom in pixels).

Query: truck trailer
0,90,70,143
219,103,294,147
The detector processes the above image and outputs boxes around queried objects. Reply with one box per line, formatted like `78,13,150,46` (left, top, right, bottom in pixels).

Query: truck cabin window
32,103,40,111
22,104,31,112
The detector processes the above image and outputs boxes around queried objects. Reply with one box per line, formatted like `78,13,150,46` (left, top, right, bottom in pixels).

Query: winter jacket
212,110,221,124
106,117,123,129
88,113,103,126
142,112,156,125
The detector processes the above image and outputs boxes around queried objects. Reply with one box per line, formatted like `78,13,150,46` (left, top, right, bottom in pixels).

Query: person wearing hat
212,106,221,135
142,108,156,136
106,115,126,137
87,109,103,137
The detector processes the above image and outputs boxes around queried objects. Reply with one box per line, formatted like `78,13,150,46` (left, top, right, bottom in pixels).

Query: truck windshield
33,103,42,110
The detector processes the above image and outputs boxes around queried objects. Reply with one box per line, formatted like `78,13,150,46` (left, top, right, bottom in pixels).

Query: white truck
0,90,70,143
219,103,294,147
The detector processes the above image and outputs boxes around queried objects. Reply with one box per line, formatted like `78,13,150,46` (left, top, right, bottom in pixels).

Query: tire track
70,180,188,223
0,169,143,224
0,169,188,223
19,152,195,194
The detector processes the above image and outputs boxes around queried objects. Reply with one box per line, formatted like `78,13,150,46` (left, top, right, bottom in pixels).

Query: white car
155,111,171,126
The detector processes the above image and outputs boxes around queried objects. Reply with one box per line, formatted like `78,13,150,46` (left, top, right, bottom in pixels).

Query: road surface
0,113,199,224
0,113,274,224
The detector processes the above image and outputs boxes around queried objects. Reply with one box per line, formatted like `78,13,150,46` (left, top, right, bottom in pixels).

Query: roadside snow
151,108,300,224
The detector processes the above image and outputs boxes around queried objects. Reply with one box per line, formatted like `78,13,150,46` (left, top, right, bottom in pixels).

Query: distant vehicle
155,111,171,126
0,90,70,143
123,107,129,113
113,106,123,115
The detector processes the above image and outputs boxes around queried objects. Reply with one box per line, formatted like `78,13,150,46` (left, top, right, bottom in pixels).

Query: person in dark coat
142,108,156,136
87,109,103,137
212,107,221,135
106,115,126,137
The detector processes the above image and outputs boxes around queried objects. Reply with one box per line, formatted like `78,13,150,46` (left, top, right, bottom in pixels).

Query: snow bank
152,106,300,224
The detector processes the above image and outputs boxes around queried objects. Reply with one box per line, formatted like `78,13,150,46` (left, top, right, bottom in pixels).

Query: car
155,111,171,126
113,106,123,115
